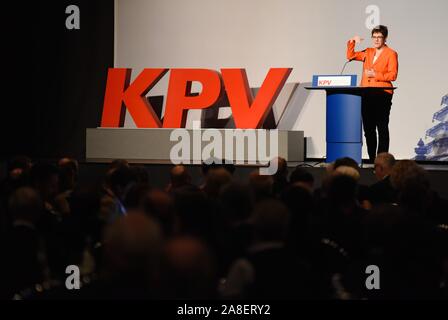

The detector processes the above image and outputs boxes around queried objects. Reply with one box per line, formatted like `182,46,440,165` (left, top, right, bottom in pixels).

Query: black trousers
361,92,393,161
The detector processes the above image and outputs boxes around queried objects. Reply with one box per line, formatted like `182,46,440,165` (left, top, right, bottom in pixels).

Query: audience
1,187,46,299
249,171,274,201
369,152,396,206
271,157,289,196
167,165,192,192
0,154,446,300
54,157,79,216
222,199,308,299
289,166,314,193
83,211,162,299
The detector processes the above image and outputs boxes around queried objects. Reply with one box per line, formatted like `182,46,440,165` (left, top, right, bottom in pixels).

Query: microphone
340,59,353,75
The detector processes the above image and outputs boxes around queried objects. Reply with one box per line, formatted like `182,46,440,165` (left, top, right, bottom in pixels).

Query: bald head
170,165,191,189
163,236,212,272
102,211,162,279
204,167,232,197
58,157,79,171
333,165,360,181
160,236,216,299
58,157,79,191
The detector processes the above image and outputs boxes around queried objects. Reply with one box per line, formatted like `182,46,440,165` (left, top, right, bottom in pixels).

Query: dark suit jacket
347,41,398,94
369,176,397,205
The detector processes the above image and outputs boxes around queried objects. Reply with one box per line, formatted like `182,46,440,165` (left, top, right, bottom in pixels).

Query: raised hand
350,35,364,44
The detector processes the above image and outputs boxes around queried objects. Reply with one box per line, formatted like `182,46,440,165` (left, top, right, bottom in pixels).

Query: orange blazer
346,40,398,94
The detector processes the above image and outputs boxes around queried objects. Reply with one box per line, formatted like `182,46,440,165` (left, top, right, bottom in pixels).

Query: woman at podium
347,25,398,162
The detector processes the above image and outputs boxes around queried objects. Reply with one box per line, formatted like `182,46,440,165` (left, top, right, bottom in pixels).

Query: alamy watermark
65,5,80,30
169,122,279,175
365,265,380,290
65,265,80,290
365,5,380,30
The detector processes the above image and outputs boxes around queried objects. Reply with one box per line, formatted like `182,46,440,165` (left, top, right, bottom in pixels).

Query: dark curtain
2,0,114,160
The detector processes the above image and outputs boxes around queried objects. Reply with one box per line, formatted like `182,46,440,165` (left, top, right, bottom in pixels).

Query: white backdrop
115,0,448,160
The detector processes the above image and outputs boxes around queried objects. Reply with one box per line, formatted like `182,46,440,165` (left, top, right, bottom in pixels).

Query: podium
306,76,396,164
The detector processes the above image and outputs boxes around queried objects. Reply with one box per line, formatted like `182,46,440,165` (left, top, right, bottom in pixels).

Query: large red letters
101,68,292,129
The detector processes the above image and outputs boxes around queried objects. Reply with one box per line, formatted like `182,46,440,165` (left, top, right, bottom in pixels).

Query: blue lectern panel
326,93,362,143
327,142,362,164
